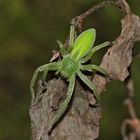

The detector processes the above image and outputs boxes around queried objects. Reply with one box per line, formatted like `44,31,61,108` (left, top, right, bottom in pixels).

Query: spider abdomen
71,28,96,60
60,55,79,78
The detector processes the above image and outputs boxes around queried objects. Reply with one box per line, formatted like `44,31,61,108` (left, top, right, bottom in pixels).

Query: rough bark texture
93,13,140,94
30,79,101,140
29,0,140,140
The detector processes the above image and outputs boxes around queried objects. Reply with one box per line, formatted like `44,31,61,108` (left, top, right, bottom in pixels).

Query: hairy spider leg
80,64,107,75
77,70,99,101
48,74,75,133
56,40,66,57
81,41,110,63
67,19,75,52
30,62,60,101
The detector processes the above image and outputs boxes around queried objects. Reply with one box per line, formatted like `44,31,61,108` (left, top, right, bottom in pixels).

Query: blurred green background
0,0,140,139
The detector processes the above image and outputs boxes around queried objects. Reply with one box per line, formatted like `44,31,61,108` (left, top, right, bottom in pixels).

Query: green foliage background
0,0,140,139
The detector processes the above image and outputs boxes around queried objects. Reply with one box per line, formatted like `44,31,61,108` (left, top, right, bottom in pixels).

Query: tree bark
29,0,140,140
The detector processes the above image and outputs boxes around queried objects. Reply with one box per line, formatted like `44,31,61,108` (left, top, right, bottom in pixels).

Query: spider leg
56,40,66,57
48,74,75,133
77,70,99,101
67,19,75,52
81,41,110,63
80,64,107,75
30,62,60,102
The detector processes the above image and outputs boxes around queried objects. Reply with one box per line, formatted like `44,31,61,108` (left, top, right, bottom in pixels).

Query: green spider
30,21,110,133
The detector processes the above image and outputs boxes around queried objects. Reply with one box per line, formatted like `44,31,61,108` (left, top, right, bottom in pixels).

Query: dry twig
121,77,140,140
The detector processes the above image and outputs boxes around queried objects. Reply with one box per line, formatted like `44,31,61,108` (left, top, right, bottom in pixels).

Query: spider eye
71,28,96,60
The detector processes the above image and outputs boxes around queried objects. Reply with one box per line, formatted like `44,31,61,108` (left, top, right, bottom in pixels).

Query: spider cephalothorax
30,21,110,133
60,55,79,78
